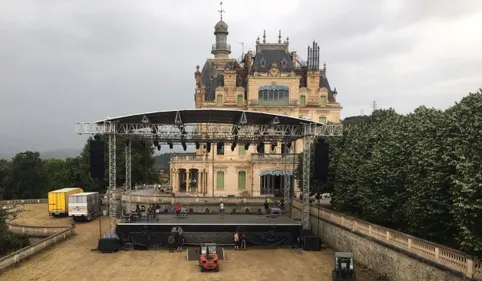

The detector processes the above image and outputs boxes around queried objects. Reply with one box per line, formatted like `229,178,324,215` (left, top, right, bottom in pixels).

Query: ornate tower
211,2,231,59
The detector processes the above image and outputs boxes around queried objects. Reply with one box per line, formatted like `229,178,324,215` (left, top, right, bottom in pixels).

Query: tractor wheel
214,266,219,272
200,266,205,272
332,271,337,281
351,272,356,281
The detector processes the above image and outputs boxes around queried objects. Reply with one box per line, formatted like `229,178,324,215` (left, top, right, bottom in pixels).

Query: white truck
68,192,101,221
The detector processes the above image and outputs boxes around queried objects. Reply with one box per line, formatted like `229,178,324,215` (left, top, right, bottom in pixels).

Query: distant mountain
40,148,82,159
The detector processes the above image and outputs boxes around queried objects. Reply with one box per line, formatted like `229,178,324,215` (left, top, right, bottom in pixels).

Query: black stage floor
116,214,301,248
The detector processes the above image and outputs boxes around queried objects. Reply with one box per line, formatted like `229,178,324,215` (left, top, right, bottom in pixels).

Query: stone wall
292,205,479,281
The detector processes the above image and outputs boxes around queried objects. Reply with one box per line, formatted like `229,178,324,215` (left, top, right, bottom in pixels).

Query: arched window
258,85,289,105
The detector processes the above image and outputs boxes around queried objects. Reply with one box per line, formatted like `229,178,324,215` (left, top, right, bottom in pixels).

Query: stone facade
171,18,342,197
291,206,469,281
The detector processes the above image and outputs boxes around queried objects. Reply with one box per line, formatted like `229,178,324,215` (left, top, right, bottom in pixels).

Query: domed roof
214,20,228,32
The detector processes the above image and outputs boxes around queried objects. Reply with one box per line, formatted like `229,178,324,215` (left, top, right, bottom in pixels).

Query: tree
0,209,30,256
5,151,49,199
0,159,10,200
43,158,69,190
447,91,482,257
78,136,158,192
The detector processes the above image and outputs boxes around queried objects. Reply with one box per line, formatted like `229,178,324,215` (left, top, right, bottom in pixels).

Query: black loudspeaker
313,140,330,182
303,236,321,251
98,232,120,253
90,137,105,179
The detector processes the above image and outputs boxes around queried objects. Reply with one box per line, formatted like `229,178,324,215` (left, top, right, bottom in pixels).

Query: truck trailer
48,187,83,217
68,192,101,221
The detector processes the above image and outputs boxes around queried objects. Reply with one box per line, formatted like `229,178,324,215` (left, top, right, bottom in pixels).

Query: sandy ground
1,204,375,281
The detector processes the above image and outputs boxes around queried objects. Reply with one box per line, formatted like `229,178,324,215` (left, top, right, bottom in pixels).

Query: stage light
153,139,159,147
182,142,187,151
244,142,250,150
157,145,161,151
287,141,292,149
195,141,200,150
168,142,173,149
207,142,211,153
257,142,264,153
271,140,278,151
231,142,236,151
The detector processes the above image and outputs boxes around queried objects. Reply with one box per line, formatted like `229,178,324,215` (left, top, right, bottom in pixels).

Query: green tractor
332,252,356,281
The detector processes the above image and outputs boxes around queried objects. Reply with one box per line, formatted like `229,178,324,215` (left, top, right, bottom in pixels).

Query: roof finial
286,36,289,44
263,30,266,44
278,30,282,43
218,2,225,20
256,36,260,44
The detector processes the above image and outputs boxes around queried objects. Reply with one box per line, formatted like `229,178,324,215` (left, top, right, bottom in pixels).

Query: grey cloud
0,0,481,154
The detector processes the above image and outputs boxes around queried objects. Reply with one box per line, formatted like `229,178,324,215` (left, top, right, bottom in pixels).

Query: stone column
186,170,190,194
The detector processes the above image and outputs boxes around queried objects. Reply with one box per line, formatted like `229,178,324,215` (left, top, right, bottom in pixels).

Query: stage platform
116,214,301,248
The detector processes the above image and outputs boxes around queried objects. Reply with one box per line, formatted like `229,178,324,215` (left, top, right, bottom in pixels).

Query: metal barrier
0,199,47,205
292,201,481,279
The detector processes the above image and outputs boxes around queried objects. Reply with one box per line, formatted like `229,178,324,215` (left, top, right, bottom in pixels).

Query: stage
116,214,301,248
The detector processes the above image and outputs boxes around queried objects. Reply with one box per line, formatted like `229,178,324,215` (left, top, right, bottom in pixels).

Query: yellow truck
48,187,83,217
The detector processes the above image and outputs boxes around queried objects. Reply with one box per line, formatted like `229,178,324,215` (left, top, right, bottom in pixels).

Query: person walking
233,232,240,250
176,234,184,252
175,203,181,218
240,232,247,250
168,233,176,253
264,200,269,215
220,201,224,219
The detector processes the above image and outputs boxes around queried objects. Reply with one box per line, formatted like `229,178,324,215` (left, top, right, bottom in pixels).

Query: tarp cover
128,231,295,248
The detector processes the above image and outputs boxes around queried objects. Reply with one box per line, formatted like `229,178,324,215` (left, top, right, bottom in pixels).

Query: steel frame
75,123,342,142
283,154,291,216
302,127,313,230
108,132,116,232
125,139,132,213
77,121,340,232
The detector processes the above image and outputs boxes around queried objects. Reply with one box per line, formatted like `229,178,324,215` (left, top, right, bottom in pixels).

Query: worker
280,199,285,212
219,201,224,219
240,232,247,250
174,203,181,218
168,233,176,253
264,200,269,215
233,232,240,250
176,233,184,252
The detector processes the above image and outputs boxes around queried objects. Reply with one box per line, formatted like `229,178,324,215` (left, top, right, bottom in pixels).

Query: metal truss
125,139,132,213
302,130,313,230
108,132,116,232
75,122,342,142
283,155,291,216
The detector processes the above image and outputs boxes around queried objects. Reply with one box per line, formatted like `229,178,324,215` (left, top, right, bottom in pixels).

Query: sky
0,0,481,154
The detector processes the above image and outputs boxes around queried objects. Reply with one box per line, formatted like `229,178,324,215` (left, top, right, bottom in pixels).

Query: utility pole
372,101,377,112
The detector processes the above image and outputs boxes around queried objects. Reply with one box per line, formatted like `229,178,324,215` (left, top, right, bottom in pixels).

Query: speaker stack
90,135,105,179
98,232,120,253
313,139,330,182
302,230,322,251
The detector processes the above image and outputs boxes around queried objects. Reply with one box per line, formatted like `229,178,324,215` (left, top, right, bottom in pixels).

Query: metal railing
292,201,481,279
171,153,205,161
0,199,47,205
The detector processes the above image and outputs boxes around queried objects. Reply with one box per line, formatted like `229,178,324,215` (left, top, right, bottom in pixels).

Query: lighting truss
77,120,342,231
76,122,343,141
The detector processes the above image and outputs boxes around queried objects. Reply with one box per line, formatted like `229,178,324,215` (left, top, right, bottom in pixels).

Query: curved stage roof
97,109,322,126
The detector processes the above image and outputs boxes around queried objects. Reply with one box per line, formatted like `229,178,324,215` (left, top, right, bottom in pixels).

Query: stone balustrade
293,201,481,279
0,199,47,205
0,226,75,271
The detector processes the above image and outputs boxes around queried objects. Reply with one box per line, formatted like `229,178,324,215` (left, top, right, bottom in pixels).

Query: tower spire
263,30,266,43
278,30,282,43
218,2,225,20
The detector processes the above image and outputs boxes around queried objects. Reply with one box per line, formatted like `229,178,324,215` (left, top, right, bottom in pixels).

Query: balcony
251,153,300,163
212,43,231,52
249,99,298,106
171,153,206,162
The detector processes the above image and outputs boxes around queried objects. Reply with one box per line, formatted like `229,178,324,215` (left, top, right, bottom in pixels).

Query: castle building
170,15,342,197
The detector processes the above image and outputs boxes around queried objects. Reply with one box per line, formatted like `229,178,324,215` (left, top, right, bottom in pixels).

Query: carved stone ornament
268,63,280,77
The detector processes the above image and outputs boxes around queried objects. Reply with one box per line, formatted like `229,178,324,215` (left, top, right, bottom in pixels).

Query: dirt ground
1,204,375,281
